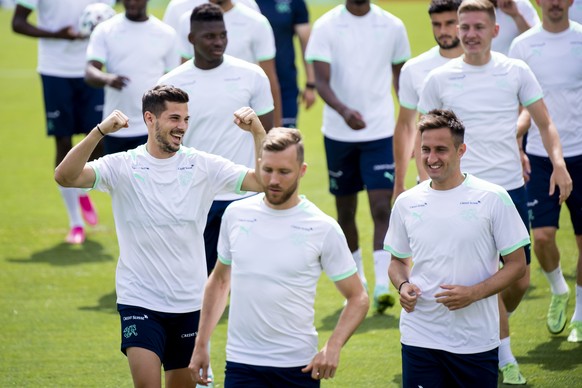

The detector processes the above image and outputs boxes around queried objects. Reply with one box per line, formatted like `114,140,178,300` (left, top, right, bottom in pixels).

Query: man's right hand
53,26,80,40
188,346,212,386
340,107,366,130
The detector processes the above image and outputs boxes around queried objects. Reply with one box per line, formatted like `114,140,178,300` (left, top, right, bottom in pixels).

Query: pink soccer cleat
65,226,85,245
79,194,98,226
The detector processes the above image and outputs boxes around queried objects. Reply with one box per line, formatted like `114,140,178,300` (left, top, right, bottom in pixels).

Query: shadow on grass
519,336,582,371
6,239,113,266
319,307,400,333
79,289,117,314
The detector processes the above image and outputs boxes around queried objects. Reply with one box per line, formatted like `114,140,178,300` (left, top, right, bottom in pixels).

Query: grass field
0,1,580,386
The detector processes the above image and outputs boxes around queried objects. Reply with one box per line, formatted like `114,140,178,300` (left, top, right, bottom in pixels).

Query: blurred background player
393,0,463,202
491,0,540,55
11,0,115,245
306,0,411,314
509,0,582,343
175,0,282,126
85,0,179,154
163,0,259,29
418,0,572,383
256,0,316,128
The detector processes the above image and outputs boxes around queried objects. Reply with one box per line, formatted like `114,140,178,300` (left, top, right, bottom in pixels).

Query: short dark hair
418,109,465,148
190,3,223,24
142,85,189,118
428,0,463,15
262,127,304,164
459,0,496,21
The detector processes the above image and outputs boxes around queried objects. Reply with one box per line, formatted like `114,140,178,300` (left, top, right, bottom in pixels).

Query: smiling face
431,10,461,50
421,127,466,190
458,10,499,64
146,102,189,158
259,146,306,210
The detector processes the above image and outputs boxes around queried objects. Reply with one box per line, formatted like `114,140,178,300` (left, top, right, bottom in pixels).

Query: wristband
398,280,410,294
96,124,106,137
305,82,316,90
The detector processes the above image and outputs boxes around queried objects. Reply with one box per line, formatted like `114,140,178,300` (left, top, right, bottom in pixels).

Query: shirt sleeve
320,222,358,282
178,11,194,60
417,71,443,115
86,22,108,64
217,206,233,265
383,202,412,258
398,63,419,110
490,190,530,256
516,61,544,107
305,20,331,63
252,15,277,62
87,153,123,193
391,19,411,65
517,0,541,27
293,0,309,25
250,67,275,115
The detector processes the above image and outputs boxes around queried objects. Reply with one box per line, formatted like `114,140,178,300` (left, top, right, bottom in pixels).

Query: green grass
0,1,580,386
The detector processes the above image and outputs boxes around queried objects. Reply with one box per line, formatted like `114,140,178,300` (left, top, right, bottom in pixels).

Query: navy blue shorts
505,186,531,265
401,344,498,388
118,304,200,371
40,75,104,137
324,136,394,196
527,154,582,235
281,91,299,128
225,361,320,388
104,135,148,155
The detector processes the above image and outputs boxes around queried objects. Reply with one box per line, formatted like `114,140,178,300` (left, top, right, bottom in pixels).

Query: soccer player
256,0,317,128
54,85,267,388
85,0,179,154
174,0,282,126
509,0,582,343
385,109,529,388
189,126,369,387
393,0,464,201
11,0,115,244
492,0,540,55
417,0,572,383
306,0,411,314
159,3,274,276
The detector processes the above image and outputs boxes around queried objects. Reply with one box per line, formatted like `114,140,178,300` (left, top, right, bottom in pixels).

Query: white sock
572,285,582,322
58,186,84,228
373,250,390,288
498,337,516,368
352,248,367,284
542,266,569,295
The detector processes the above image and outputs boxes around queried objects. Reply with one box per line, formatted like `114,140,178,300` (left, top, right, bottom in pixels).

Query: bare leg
126,347,162,388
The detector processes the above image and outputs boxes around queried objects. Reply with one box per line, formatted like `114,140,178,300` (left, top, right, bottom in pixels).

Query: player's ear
458,143,467,158
144,111,155,126
300,163,307,178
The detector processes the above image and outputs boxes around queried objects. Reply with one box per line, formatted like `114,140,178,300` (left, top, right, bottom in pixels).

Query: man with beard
306,0,411,315
393,0,463,202
54,85,268,387
509,0,582,344
189,126,369,387
418,0,572,384
85,0,179,154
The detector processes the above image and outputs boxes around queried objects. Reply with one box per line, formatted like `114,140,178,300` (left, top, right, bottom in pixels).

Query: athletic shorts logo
123,324,138,339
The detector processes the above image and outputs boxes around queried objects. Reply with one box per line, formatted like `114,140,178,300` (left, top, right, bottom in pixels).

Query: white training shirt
398,46,458,111
384,174,530,354
305,4,410,142
418,53,543,191
492,0,540,55
572,0,582,24
87,14,179,138
218,194,357,367
177,3,276,63
162,0,260,29
15,0,115,77
158,55,274,201
88,144,249,313
509,22,582,158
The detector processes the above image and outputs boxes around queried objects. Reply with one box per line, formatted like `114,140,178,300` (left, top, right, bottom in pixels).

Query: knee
532,229,555,249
